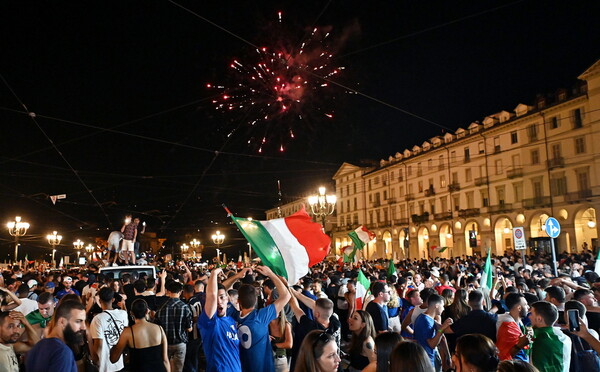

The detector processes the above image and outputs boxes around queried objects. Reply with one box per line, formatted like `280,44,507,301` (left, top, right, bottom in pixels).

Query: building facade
333,60,600,260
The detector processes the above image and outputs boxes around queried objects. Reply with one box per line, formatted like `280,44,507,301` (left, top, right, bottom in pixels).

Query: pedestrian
365,282,391,333
154,280,193,372
120,215,138,265
25,300,86,372
294,330,340,372
89,287,128,372
0,311,40,372
110,299,169,372
197,267,241,372
530,301,572,372
452,334,500,372
25,292,55,338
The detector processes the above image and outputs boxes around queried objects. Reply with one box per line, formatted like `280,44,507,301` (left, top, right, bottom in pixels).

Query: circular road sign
544,217,561,238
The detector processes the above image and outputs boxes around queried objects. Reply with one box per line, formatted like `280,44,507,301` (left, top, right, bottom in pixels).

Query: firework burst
207,12,344,153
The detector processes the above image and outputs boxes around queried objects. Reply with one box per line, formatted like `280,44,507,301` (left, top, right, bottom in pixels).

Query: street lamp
7,216,30,263
307,186,337,228
212,230,225,264
73,239,84,262
181,243,189,259
85,244,94,262
47,231,62,267
190,239,201,258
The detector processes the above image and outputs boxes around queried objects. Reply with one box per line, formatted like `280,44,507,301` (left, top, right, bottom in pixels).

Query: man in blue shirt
236,265,290,372
26,300,86,372
198,267,250,372
55,277,80,300
365,281,391,333
414,294,453,372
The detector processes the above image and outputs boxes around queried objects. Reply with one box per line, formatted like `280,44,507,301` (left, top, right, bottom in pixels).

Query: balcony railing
523,196,552,209
393,218,409,225
372,201,381,207
458,208,480,218
507,168,523,179
488,203,513,213
405,193,415,201
449,183,460,192
474,176,489,186
564,189,593,203
547,157,565,169
424,188,436,197
387,198,397,204
411,212,430,224
433,212,453,220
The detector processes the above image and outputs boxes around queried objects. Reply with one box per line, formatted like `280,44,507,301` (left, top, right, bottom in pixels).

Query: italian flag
231,207,330,285
480,247,493,291
348,226,376,250
356,269,371,310
387,259,397,278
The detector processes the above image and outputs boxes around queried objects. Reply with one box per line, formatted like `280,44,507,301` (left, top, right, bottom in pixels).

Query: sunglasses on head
312,331,330,349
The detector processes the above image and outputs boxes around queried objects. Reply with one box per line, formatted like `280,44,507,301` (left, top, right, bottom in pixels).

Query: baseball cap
45,282,56,288
63,276,73,283
27,279,38,289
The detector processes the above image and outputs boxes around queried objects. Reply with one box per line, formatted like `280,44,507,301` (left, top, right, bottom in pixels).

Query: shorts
122,239,135,252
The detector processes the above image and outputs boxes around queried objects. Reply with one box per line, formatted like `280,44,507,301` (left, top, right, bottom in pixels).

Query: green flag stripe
232,217,288,279
348,231,366,250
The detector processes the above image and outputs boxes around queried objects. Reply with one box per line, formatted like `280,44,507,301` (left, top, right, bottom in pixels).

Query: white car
99,265,157,280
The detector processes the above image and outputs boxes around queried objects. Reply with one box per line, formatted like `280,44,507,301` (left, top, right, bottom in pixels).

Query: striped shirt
154,297,193,344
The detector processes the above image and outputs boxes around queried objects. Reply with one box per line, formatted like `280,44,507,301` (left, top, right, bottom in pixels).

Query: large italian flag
231,207,330,285
356,269,371,310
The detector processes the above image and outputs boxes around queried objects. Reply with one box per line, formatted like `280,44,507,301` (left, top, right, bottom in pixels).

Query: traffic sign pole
550,238,558,277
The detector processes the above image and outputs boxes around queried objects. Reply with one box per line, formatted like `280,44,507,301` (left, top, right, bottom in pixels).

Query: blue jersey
236,304,277,372
26,337,77,372
198,310,241,372
414,313,438,369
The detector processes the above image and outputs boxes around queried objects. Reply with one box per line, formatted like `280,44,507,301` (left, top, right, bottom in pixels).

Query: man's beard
64,323,84,345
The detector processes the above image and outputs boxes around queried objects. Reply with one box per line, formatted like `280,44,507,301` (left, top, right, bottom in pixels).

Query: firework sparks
207,12,342,153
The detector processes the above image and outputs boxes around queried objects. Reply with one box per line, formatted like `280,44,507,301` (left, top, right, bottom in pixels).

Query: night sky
1,1,599,259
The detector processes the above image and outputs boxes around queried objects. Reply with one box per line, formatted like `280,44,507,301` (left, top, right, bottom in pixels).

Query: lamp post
307,186,337,229
47,231,62,267
190,239,201,258
7,216,30,263
180,243,189,259
212,230,225,264
73,239,84,263
85,244,94,262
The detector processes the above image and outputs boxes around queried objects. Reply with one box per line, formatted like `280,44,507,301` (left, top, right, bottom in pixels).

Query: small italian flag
387,259,397,278
348,226,376,250
231,207,330,285
356,269,371,311
480,247,493,291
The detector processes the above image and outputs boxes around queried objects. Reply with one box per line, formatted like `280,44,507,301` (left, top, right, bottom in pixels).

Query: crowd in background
1,247,600,372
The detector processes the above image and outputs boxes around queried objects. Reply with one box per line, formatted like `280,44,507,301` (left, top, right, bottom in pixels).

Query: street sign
513,227,527,250
545,217,561,238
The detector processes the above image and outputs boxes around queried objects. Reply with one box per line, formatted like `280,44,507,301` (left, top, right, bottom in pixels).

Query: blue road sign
545,217,561,238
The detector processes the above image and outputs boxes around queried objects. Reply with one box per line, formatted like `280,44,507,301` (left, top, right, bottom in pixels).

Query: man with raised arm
235,265,291,372
197,267,241,372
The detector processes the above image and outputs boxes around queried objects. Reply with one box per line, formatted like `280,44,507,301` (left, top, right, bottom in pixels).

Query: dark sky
1,1,599,258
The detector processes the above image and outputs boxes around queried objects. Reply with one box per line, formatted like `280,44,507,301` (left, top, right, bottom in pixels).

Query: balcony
387,198,397,205
458,208,480,218
434,212,453,221
488,203,513,213
405,193,415,201
393,218,409,226
523,196,552,209
424,187,436,197
449,183,460,192
371,201,381,207
507,168,523,179
547,157,565,169
335,225,353,232
411,212,430,224
474,176,489,186
564,189,593,203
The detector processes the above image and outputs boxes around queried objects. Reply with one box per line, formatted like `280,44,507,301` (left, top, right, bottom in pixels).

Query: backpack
565,330,600,372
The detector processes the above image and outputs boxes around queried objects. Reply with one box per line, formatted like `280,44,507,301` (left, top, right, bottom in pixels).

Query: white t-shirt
90,309,128,372
13,298,38,316
0,344,18,372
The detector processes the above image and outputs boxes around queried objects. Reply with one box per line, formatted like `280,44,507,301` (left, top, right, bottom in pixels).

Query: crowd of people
1,246,600,372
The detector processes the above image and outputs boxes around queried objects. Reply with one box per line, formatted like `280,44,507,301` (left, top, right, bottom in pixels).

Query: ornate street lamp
212,230,225,264
181,243,189,259
190,238,201,258
47,231,62,267
7,216,30,262
85,244,94,262
73,239,84,262
307,186,337,228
